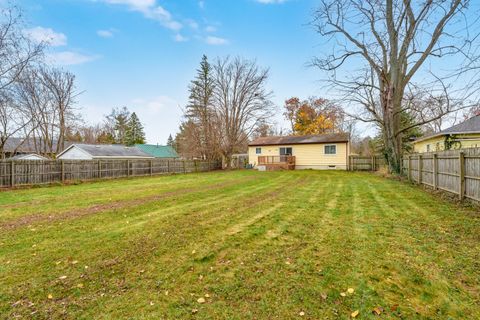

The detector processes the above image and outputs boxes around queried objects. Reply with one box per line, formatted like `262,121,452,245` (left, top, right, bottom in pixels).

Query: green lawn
0,170,479,319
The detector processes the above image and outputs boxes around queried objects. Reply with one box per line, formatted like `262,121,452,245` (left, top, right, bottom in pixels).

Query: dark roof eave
248,140,349,147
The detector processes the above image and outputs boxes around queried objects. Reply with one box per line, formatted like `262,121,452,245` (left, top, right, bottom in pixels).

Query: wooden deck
258,156,296,171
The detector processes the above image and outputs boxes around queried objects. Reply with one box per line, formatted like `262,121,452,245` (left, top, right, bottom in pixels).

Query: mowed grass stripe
0,171,479,319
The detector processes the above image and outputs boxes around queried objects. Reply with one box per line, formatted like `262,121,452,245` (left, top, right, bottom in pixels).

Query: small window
426,144,431,152
279,147,292,155
324,145,336,155
256,147,262,154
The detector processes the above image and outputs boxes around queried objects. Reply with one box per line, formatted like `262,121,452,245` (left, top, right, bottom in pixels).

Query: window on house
324,145,337,155
256,147,262,154
426,144,431,152
279,147,292,155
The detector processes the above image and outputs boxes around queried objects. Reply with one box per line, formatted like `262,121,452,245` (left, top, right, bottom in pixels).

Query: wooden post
371,156,375,172
418,154,423,185
183,160,186,174
194,160,198,173
10,160,15,187
167,160,170,173
61,160,65,183
433,153,438,190
98,160,101,179
408,155,412,181
127,160,130,177
150,160,153,176
459,151,465,200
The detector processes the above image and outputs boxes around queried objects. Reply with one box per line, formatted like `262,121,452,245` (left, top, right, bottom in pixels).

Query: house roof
7,153,49,161
414,115,480,143
135,144,178,158
3,137,67,153
248,133,350,146
57,144,153,158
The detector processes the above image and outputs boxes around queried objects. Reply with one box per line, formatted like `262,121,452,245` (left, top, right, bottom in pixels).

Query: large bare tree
313,0,479,172
213,57,273,167
0,5,43,157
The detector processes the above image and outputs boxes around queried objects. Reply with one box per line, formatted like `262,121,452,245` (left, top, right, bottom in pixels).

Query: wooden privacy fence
349,155,386,171
0,159,221,188
402,148,480,202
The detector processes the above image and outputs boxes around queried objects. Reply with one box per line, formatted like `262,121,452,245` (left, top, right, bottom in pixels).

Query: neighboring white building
7,154,49,161
57,144,154,160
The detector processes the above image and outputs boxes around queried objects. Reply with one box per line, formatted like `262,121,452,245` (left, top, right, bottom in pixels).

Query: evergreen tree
106,107,130,144
167,134,174,148
185,55,218,160
124,112,146,146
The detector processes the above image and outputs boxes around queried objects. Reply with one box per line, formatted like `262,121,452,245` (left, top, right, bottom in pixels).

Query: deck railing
258,155,295,165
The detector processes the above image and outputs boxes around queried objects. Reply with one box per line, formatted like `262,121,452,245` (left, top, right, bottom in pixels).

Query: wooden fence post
61,160,65,183
433,153,438,190
183,160,186,174
10,160,15,187
408,155,412,181
418,154,423,185
127,160,130,177
98,160,101,179
150,160,153,176
459,151,465,200
371,156,375,171
194,160,198,173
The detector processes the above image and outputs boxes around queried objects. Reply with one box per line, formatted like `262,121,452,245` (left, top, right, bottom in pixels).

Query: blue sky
21,0,334,144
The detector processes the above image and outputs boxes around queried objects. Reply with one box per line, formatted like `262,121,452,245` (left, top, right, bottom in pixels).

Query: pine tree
124,112,146,146
185,55,218,160
167,134,174,147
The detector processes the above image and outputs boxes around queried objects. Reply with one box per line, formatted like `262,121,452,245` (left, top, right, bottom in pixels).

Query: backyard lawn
0,170,479,319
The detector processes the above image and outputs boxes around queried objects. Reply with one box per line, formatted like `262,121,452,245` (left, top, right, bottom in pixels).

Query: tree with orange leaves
284,97,344,135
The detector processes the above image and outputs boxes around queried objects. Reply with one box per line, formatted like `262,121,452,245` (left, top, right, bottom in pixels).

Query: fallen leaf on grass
299,311,305,316
149,301,154,306
320,293,328,300
59,276,67,280
390,304,399,312
340,292,347,297
347,288,354,294
192,309,198,314
372,306,383,315
204,294,210,298
197,297,206,304
47,294,53,300
71,260,78,265
351,310,359,318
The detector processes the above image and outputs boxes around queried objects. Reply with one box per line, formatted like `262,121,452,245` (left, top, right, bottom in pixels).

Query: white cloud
24,27,67,47
101,0,182,31
205,36,228,45
186,19,199,30
97,29,115,38
205,25,216,33
256,0,288,3
174,34,188,42
47,51,100,65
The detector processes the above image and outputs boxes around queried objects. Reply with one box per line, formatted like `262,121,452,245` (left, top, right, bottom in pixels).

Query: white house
57,144,154,160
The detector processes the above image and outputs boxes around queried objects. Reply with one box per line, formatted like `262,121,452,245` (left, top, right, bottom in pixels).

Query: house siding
413,134,480,153
57,146,93,160
248,142,349,170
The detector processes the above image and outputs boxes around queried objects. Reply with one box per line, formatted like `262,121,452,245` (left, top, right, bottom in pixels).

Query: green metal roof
135,144,179,158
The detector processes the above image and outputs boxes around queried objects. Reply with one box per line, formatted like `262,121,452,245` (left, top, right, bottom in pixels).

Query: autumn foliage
284,97,344,135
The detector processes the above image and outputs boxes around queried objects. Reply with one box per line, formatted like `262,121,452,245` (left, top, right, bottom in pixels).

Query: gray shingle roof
248,133,350,146
64,144,153,158
3,137,62,153
414,115,480,143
